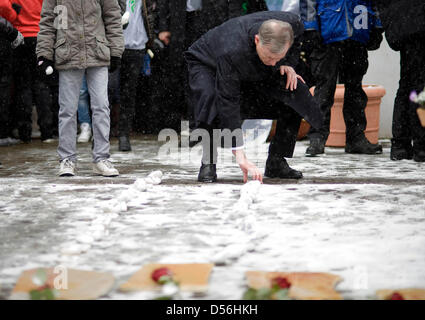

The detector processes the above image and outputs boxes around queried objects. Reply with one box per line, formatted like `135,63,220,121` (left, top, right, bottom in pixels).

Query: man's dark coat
185,11,322,135
374,0,425,51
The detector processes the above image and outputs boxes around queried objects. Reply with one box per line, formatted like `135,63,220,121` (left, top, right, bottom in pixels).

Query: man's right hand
233,149,263,183
158,31,171,46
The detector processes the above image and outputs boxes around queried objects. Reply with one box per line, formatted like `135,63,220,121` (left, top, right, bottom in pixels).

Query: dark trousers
392,36,425,151
12,37,53,141
179,11,209,123
0,38,12,139
119,48,145,137
309,40,369,143
190,71,318,163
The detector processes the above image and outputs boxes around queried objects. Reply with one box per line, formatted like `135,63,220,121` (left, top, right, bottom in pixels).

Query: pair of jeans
77,75,91,126
58,67,110,163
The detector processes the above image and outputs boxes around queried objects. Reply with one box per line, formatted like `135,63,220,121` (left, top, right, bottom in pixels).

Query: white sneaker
93,160,119,177
77,123,92,143
59,159,76,177
42,138,57,144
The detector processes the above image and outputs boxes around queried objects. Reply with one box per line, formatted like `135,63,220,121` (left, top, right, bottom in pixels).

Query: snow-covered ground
0,135,424,300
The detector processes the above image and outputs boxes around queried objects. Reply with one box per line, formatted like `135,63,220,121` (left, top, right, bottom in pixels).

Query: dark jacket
374,0,425,51
185,11,312,132
0,15,18,42
157,0,267,67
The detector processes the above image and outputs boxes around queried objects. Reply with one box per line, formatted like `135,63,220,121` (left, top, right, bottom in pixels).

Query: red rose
389,292,404,300
272,277,291,289
151,267,173,283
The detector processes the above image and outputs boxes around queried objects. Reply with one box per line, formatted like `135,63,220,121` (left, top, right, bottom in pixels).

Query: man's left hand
280,65,305,91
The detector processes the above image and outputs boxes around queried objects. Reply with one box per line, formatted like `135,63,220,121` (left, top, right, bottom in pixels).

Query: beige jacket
36,0,124,70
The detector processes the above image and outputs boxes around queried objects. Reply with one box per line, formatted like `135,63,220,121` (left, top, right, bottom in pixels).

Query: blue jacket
300,0,381,44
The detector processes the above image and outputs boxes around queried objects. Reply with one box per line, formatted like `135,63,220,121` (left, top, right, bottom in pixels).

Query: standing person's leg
402,38,425,162
13,40,34,143
306,43,340,156
0,38,13,145
341,42,382,154
77,76,92,143
57,69,85,176
108,67,120,138
118,49,144,151
391,84,413,160
27,37,54,142
86,66,119,176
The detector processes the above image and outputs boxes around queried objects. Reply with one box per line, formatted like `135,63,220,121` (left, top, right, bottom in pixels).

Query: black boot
345,135,383,154
198,164,217,182
413,141,425,162
264,156,303,179
413,150,425,162
306,137,325,157
119,136,132,152
390,139,413,160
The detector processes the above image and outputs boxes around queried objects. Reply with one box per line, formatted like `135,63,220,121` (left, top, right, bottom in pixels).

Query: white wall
363,38,400,138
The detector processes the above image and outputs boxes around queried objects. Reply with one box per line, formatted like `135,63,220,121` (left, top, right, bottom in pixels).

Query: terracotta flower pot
297,119,311,140
267,119,311,142
310,84,386,147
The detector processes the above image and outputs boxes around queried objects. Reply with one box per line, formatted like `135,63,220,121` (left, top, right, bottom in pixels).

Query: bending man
185,11,323,183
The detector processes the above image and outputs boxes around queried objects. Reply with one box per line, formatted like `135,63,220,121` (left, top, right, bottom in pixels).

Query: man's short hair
258,20,294,54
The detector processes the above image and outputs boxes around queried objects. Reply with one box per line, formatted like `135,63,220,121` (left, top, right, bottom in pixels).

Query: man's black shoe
306,137,325,157
345,135,383,154
118,136,132,152
264,157,303,179
198,164,217,183
413,150,425,162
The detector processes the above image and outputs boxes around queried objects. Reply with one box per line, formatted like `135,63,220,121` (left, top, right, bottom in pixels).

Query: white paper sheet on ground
242,119,273,146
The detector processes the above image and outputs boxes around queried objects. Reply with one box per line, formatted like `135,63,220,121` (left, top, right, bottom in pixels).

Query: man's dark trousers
309,40,369,144
392,35,425,152
119,48,145,137
0,38,12,139
188,60,320,163
13,37,53,141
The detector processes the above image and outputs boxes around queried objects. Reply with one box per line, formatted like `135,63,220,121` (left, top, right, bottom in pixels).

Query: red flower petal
389,292,404,300
271,277,291,289
151,267,173,283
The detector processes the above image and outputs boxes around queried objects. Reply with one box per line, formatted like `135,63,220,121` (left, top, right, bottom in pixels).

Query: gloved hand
367,28,383,51
150,38,165,58
109,56,121,73
37,57,54,76
12,3,22,15
11,30,24,49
